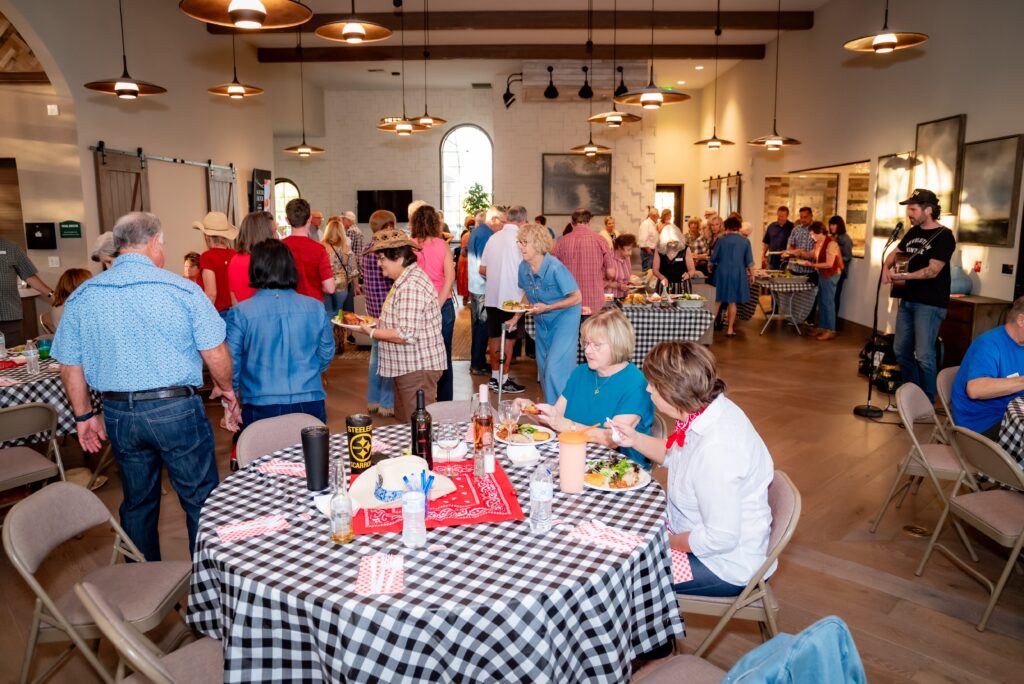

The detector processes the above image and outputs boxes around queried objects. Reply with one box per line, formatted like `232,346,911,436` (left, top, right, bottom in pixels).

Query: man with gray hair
51,211,240,562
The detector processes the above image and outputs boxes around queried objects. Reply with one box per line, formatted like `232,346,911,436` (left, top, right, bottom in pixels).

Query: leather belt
101,386,197,402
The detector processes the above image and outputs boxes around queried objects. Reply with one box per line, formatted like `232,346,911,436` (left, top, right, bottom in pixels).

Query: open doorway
655,184,683,225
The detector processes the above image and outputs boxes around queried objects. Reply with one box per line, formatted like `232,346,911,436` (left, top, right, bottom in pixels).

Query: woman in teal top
507,223,582,404
517,308,655,468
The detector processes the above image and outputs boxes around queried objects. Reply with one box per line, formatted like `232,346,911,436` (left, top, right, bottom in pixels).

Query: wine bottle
473,384,493,453
411,389,433,468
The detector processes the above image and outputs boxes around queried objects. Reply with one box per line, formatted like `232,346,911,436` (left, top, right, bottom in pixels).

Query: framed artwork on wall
913,114,966,215
873,152,915,237
957,134,1024,247
541,154,612,216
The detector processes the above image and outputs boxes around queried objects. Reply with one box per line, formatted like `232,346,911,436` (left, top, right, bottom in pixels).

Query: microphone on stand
887,221,904,245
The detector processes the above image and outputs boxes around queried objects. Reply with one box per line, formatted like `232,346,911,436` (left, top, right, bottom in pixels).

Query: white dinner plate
494,427,555,446
333,319,377,331
583,466,652,492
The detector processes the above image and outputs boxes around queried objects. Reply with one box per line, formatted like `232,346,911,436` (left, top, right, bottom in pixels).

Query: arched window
274,178,301,231
440,125,493,234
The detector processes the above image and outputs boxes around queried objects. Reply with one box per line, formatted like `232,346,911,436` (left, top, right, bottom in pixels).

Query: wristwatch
74,410,94,423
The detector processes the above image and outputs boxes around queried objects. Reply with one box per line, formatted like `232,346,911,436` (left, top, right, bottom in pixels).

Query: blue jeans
102,395,218,562
241,399,327,426
469,293,489,370
438,298,455,401
894,300,947,403
641,249,653,272
368,339,394,410
672,552,746,597
323,289,348,317
817,273,839,332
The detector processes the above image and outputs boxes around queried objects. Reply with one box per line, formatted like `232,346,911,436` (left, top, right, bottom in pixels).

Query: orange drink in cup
558,430,589,494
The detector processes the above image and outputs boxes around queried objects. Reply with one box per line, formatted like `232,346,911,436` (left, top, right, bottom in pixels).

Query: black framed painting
873,152,915,237
957,134,1024,247
913,114,965,215
542,154,612,215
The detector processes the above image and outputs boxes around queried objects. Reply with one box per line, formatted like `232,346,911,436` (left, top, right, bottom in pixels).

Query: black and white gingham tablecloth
525,304,712,367
187,423,685,683
998,396,1024,468
745,277,818,333
0,358,101,446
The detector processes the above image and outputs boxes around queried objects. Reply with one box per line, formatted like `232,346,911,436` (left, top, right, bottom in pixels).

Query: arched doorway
440,125,493,234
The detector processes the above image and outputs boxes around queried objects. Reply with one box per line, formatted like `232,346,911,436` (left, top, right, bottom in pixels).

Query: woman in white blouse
609,341,775,596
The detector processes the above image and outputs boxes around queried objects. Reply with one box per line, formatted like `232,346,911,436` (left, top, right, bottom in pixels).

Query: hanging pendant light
544,66,560,99
284,32,324,156
377,2,428,135
86,0,167,98
578,66,594,100
415,0,447,128
209,34,264,98
316,0,393,44
843,0,927,53
573,96,610,157
614,66,628,97
695,0,734,149
589,0,640,128
614,0,689,109
179,0,312,30
748,0,800,149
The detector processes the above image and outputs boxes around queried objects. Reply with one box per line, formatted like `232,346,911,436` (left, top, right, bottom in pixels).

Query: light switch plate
47,256,60,268
46,104,59,116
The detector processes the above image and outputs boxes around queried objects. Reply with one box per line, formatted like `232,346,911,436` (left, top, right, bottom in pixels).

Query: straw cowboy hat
367,228,421,252
192,211,238,240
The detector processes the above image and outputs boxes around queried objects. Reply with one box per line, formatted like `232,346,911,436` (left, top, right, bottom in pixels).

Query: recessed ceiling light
695,65,704,70
676,80,686,85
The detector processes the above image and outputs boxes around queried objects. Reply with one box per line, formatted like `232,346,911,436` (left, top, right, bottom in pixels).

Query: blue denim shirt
225,289,334,406
51,253,225,391
723,616,866,683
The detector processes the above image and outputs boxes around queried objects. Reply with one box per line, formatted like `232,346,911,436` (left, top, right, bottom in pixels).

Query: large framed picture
542,154,612,216
957,134,1024,247
873,152,915,237
913,114,965,215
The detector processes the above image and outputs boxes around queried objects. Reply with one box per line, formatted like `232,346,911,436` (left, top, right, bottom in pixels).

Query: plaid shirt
360,239,394,318
0,238,38,321
347,225,365,277
787,224,815,274
377,264,447,377
552,226,614,314
686,234,708,257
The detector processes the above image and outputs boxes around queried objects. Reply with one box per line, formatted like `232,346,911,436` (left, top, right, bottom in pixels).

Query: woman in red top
456,216,474,302
228,211,276,305
192,211,238,316
798,221,843,341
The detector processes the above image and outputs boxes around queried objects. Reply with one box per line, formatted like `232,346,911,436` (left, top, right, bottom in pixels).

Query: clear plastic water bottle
0,331,6,359
401,490,427,549
24,340,40,375
529,459,554,533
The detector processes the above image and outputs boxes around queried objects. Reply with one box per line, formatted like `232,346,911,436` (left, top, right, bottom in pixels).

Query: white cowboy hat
347,456,455,512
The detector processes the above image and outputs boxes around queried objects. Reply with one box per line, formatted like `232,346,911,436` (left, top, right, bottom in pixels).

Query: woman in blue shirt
517,308,655,467
507,223,582,403
226,240,335,425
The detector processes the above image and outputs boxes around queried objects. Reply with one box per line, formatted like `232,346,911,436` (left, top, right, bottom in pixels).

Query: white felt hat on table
348,456,455,512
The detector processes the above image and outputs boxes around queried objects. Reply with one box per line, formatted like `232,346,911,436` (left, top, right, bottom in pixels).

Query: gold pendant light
415,0,447,128
283,31,324,156
209,34,264,98
378,2,428,135
588,0,640,128
614,0,690,109
748,0,800,149
86,0,166,99
316,0,393,44
570,132,611,157
179,0,312,30
843,0,928,54
695,0,734,149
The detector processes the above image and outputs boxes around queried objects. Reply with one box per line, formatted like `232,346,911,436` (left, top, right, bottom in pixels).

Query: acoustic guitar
890,252,911,298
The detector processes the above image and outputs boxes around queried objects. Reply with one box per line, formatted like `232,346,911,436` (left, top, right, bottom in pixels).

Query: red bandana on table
665,405,708,451
351,460,525,536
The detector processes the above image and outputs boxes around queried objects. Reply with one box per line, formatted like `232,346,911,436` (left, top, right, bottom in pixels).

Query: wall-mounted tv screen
357,190,413,224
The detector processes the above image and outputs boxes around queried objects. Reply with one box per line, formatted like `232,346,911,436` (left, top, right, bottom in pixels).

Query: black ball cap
899,188,938,205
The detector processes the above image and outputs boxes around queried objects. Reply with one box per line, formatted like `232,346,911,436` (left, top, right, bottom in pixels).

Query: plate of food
333,312,377,330
671,292,706,308
494,422,554,445
584,456,651,491
622,293,648,305
500,300,533,313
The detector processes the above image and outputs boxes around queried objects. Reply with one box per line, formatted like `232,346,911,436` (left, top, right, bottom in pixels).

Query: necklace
594,372,612,396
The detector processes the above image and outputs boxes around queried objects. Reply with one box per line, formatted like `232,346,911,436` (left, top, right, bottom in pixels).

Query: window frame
438,124,494,234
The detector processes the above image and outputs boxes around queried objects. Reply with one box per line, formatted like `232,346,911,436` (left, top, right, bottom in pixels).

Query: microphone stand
853,225,902,419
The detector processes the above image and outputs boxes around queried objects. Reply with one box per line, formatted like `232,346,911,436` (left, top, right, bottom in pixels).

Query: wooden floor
2,306,1023,683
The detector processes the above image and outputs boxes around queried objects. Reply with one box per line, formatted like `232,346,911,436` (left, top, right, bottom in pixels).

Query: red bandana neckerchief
665,405,709,451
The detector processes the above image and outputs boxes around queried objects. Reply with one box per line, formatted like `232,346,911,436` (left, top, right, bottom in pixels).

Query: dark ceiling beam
258,43,766,63
211,11,813,34
0,72,50,84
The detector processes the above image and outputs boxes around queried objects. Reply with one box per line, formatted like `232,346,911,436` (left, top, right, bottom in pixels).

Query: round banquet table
998,395,1024,467
740,277,818,334
187,423,685,683
0,357,101,447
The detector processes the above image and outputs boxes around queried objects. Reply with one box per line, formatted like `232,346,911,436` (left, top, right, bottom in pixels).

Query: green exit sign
59,220,81,238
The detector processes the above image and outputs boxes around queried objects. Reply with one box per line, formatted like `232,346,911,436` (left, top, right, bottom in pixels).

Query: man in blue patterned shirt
52,212,240,562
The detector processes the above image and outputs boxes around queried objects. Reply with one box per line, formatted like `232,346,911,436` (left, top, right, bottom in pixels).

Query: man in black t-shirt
882,188,957,402
761,206,794,270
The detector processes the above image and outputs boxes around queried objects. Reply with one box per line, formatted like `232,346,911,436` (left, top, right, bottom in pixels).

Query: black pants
0,319,25,347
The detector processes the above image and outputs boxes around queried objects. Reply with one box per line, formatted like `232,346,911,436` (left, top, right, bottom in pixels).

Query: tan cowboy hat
192,211,238,240
367,228,420,252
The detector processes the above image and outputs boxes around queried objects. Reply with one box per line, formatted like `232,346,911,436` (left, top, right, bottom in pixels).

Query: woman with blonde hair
506,223,582,403
321,215,355,319
228,210,276,305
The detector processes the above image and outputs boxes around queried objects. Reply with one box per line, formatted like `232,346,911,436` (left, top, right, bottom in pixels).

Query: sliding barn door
207,165,237,224
93,151,150,232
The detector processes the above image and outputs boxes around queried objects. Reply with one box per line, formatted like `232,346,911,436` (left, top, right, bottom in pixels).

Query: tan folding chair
916,426,1024,631
74,582,223,684
869,382,972,534
235,413,325,469
426,400,473,423
2,482,191,684
677,470,801,657
650,412,669,440
38,312,55,336
934,366,959,443
633,653,726,684
0,403,66,499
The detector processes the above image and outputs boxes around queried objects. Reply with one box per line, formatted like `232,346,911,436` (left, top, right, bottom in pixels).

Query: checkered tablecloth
187,423,685,683
998,396,1024,467
0,358,101,446
747,277,818,333
525,304,712,368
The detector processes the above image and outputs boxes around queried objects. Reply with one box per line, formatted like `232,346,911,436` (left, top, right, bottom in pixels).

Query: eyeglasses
583,340,608,350
516,240,528,246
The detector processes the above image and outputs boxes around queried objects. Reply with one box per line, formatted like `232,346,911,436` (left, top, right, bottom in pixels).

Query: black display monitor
356,190,413,224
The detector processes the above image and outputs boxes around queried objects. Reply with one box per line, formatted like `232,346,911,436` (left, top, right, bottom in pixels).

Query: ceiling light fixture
503,73,523,108
748,0,800,150
614,0,690,109
178,0,312,30
578,66,593,99
843,0,928,53
578,1,595,99
209,33,264,98
544,66,559,99
572,101,610,156
377,2,427,135
86,0,166,99
589,0,640,128
283,31,324,156
316,0,393,44
415,0,447,128
695,0,734,150
614,66,628,97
